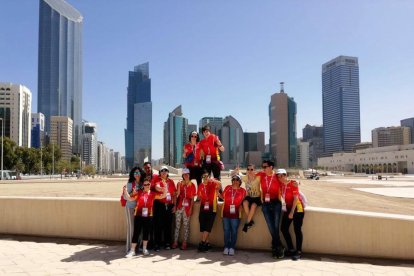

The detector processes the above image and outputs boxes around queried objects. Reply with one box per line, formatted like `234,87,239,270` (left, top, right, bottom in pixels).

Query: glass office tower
38,0,83,154
125,63,152,169
322,56,360,155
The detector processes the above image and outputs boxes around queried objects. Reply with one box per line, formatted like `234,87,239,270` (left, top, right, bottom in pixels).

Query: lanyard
143,191,150,207
202,183,209,200
230,187,237,204
265,173,274,193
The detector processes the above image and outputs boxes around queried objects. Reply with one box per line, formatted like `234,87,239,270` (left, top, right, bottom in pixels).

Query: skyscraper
38,0,83,154
31,113,45,149
269,83,297,168
81,121,97,168
322,56,360,155
50,116,73,161
220,116,244,167
302,124,324,168
372,126,411,148
163,105,188,167
125,63,152,169
401,117,414,144
199,117,223,136
0,83,32,147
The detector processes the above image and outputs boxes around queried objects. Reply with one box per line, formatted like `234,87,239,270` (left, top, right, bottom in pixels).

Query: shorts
199,211,216,233
244,196,262,207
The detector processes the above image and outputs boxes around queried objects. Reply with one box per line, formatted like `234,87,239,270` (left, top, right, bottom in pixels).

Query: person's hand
288,212,294,219
172,206,176,213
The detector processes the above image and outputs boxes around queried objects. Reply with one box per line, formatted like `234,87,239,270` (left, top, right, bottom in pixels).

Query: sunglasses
262,165,269,169
247,168,254,171
143,183,151,186
160,170,168,172
202,175,209,178
191,135,198,138
134,172,140,175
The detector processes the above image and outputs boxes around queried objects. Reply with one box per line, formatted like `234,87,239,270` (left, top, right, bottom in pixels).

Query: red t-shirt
257,171,280,201
197,134,221,161
132,190,156,217
154,178,176,204
183,143,200,167
221,186,246,219
281,180,304,211
177,181,197,216
148,173,160,191
197,180,219,213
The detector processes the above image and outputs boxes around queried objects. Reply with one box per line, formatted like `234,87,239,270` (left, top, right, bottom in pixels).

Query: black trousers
154,201,174,247
281,211,305,252
132,216,153,243
188,166,202,184
202,161,221,180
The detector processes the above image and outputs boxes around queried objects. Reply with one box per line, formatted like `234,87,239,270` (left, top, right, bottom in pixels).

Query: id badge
183,199,189,207
204,202,210,211
142,207,148,217
282,202,287,212
265,193,271,202
206,155,211,164
229,204,236,214
166,192,171,202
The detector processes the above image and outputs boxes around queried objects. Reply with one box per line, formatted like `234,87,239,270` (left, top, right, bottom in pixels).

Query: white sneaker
143,249,149,256
228,248,235,256
223,248,229,255
125,249,136,258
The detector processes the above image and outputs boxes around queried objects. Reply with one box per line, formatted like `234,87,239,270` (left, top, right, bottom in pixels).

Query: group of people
121,125,306,261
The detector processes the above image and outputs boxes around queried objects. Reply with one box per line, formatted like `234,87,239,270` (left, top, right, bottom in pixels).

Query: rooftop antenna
280,82,285,93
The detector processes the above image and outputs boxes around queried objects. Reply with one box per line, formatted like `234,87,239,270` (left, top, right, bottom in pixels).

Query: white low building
318,144,414,174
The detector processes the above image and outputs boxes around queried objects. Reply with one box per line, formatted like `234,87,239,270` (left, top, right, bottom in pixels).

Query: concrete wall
0,196,413,260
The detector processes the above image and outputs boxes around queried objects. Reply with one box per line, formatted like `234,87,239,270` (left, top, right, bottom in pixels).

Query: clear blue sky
2,0,414,159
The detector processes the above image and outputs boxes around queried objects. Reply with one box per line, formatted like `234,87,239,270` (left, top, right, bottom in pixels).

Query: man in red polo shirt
197,125,225,180
257,160,284,259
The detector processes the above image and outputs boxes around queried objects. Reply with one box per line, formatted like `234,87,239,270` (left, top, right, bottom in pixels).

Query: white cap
160,166,169,172
182,168,190,175
276,168,287,175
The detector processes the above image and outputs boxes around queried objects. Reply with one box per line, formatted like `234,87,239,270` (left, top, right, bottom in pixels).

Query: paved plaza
1,235,413,276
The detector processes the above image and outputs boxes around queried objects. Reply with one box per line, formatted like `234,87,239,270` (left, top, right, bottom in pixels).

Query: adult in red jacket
197,125,224,180
278,168,305,261
219,174,246,256
197,170,221,252
123,180,167,257
153,166,177,251
183,131,202,184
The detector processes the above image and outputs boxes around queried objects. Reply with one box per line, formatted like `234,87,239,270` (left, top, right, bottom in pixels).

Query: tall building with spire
322,55,360,155
38,0,83,154
269,82,297,167
125,63,152,169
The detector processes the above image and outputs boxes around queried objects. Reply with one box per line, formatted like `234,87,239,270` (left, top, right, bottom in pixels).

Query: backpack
120,181,136,207
299,191,308,208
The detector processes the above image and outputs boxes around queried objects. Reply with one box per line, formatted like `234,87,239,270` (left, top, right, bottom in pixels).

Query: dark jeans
262,200,283,250
222,218,240,249
154,201,174,247
202,161,221,180
132,216,153,243
281,211,305,252
188,166,202,184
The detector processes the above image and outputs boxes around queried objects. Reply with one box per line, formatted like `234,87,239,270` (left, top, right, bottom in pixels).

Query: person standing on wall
197,125,225,180
257,160,284,259
278,168,305,261
183,131,202,184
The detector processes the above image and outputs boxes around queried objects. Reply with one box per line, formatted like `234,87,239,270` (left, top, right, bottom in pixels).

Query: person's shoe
292,251,302,261
223,248,229,255
275,247,285,259
165,244,171,250
205,242,212,251
285,249,296,257
247,220,255,228
228,248,235,256
272,249,277,259
198,242,206,252
125,249,136,258
154,246,160,252
242,223,248,232
171,241,178,249
143,249,150,256
180,241,187,250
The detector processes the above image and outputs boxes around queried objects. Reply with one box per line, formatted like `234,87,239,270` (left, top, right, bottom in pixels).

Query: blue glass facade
125,63,152,169
163,106,188,167
322,56,360,155
288,98,297,168
38,0,83,153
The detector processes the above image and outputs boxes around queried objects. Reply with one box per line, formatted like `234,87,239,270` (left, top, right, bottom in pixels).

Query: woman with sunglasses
241,164,261,232
123,166,144,255
197,170,222,252
277,169,305,261
153,166,177,251
183,131,202,184
219,173,246,256
173,168,196,250
124,180,167,257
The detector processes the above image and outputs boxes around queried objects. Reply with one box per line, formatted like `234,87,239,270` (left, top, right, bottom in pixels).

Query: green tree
71,155,80,173
82,164,96,176
41,144,62,174
1,137,19,170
